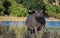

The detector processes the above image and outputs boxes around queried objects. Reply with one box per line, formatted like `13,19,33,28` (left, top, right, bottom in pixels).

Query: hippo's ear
28,10,32,15
40,10,43,13
28,10,35,15
28,10,32,12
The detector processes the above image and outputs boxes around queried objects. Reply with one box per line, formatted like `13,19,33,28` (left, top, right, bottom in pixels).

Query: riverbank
0,16,60,21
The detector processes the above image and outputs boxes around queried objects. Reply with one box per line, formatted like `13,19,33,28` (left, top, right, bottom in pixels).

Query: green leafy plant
8,1,28,17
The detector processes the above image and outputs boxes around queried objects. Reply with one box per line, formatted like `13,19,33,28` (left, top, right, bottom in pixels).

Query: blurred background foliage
0,0,60,18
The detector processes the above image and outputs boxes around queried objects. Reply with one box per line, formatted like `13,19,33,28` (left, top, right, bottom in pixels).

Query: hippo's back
26,14,36,28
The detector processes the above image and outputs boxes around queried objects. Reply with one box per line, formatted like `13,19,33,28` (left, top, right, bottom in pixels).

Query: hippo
26,10,46,34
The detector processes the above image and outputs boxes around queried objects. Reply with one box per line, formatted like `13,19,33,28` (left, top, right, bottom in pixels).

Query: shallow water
0,21,60,28
46,21,60,28
0,21,60,32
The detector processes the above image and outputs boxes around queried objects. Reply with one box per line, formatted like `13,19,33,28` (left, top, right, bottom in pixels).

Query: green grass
0,25,60,38
46,27,60,30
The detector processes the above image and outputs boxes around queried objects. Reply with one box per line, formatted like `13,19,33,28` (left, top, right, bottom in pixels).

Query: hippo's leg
28,28,35,34
37,27,41,31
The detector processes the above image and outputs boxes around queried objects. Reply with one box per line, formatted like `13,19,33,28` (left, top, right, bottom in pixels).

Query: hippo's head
35,10,44,18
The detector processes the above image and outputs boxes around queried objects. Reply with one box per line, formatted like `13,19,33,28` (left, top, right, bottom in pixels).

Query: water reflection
0,21,60,32
0,21,26,26
0,21,60,28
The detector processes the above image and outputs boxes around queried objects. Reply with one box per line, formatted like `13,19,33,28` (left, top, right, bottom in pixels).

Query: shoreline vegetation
0,23,60,38
0,16,60,21
0,16,60,38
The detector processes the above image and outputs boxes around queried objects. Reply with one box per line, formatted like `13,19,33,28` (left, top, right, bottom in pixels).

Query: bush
56,13,60,19
56,6,60,13
46,5,60,18
7,1,28,17
46,11,56,17
46,5,58,12
21,0,45,10
0,5,5,15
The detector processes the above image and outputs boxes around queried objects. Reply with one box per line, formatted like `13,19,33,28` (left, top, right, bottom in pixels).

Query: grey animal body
26,10,46,33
